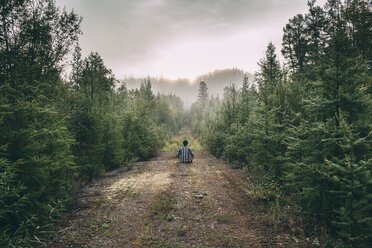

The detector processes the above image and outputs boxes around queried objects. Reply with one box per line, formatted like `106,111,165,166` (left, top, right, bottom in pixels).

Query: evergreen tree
254,42,282,175
0,1,185,246
0,0,81,244
283,1,372,245
198,80,209,108
239,74,251,124
221,85,239,131
140,76,155,104
343,0,372,74
304,0,328,65
326,114,372,247
198,0,372,246
282,14,308,72
69,51,120,179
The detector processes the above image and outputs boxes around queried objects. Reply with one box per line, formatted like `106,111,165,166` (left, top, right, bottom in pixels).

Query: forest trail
46,136,279,248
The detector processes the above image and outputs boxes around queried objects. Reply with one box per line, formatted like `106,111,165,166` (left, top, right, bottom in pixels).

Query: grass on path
161,135,203,153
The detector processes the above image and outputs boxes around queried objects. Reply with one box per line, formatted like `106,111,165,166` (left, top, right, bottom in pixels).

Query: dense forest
0,0,371,247
0,0,183,246
190,0,372,247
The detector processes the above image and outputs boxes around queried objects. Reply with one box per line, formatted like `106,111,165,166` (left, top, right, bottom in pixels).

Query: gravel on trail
45,151,280,248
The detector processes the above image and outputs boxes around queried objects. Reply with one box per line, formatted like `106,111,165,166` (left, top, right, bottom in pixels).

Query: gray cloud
57,0,326,78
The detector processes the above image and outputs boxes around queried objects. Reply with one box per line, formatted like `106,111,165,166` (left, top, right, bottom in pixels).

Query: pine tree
343,0,372,75
254,42,282,174
283,1,372,244
198,80,209,108
0,0,81,244
326,114,372,247
282,14,308,72
69,51,119,179
239,74,251,124
305,0,328,65
140,76,155,104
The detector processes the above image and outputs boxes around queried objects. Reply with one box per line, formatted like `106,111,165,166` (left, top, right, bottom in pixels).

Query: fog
123,68,252,107
56,0,327,82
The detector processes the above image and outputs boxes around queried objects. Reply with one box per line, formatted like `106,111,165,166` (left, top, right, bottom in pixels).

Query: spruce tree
239,74,251,124
0,0,81,244
198,80,209,108
283,1,372,244
326,114,372,247
254,42,282,175
69,51,119,179
282,14,308,72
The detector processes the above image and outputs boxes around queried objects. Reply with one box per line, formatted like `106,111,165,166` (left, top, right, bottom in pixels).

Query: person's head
183,139,188,146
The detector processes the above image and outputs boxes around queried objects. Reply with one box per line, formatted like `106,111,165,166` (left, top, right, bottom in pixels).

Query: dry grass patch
161,135,203,152
150,195,177,221
215,212,233,224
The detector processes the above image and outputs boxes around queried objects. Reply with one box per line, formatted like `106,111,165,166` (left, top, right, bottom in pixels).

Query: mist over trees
123,68,251,108
0,0,371,247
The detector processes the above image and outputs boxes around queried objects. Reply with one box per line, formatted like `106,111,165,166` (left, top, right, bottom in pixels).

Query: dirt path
46,149,280,247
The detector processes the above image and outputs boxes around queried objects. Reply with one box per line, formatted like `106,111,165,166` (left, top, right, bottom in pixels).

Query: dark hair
183,139,188,146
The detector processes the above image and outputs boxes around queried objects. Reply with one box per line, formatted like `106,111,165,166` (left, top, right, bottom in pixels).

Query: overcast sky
56,0,326,81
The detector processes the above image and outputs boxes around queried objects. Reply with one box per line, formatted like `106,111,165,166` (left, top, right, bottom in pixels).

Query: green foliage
1,0,369,246
162,135,202,153
121,110,160,161
197,1,372,246
0,0,81,245
0,1,184,246
326,115,372,247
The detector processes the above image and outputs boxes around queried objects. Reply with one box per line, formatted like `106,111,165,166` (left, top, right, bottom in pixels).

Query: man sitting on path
177,139,194,163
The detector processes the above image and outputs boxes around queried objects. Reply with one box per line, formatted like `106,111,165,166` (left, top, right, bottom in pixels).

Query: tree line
0,0,183,246
191,0,371,247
